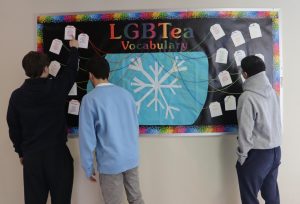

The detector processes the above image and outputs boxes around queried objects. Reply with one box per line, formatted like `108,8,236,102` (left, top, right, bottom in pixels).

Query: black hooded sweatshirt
7,48,78,157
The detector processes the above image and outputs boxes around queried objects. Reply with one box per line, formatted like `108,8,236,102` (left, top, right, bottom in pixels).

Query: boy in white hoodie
236,55,282,204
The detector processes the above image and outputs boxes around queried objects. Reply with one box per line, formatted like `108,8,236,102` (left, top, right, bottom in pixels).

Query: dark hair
241,55,266,77
87,56,110,80
22,51,50,78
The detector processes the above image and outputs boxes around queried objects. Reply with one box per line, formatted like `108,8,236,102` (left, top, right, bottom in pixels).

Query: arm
6,95,23,158
55,39,79,95
130,94,139,130
79,96,97,178
236,96,255,165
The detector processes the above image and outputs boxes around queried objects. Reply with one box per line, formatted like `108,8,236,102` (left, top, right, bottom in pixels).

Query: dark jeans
23,145,74,204
236,147,281,204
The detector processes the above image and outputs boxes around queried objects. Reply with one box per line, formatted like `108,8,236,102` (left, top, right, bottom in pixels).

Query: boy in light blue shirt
79,56,144,204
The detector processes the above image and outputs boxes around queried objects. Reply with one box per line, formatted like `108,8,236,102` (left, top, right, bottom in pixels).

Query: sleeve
236,96,255,165
79,96,97,178
130,94,139,130
54,47,79,96
6,95,23,157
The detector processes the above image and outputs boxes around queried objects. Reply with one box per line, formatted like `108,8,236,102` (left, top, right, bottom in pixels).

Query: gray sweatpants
100,167,144,204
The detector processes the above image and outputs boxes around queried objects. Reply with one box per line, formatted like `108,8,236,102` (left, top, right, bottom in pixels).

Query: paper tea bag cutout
65,25,76,40
241,74,246,83
255,53,265,61
249,23,262,39
68,100,80,115
216,48,228,64
234,50,246,66
224,95,236,111
210,24,225,40
68,83,77,96
49,39,63,55
48,61,61,77
209,102,223,118
78,33,89,49
218,71,232,87
231,31,245,47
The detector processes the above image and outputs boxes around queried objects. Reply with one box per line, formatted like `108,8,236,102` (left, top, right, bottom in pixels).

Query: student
236,55,282,204
79,56,144,204
6,39,79,204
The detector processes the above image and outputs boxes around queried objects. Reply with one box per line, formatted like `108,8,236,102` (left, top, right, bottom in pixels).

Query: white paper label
49,39,63,55
65,25,76,40
224,95,237,111
231,31,245,47
210,24,225,40
68,100,80,115
255,53,265,62
209,102,223,118
48,61,61,77
78,33,89,49
68,83,77,96
234,50,246,66
249,23,262,39
241,74,246,83
216,48,228,64
218,71,232,87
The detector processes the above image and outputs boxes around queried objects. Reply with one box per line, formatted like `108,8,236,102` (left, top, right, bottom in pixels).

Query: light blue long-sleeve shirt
79,83,139,176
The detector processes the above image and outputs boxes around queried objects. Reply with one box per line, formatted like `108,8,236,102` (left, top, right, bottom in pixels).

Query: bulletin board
37,9,281,136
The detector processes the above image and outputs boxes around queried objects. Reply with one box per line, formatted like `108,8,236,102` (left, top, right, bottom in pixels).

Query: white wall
1,0,299,203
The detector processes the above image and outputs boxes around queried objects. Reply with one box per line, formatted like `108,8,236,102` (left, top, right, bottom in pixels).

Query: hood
21,78,52,98
243,71,273,98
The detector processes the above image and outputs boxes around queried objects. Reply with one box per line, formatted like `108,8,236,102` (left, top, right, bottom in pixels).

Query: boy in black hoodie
7,38,79,204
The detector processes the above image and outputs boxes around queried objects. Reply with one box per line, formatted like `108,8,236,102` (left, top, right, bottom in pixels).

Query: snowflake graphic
129,56,187,120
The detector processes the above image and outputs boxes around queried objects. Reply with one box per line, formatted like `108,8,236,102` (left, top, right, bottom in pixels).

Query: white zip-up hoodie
237,71,282,165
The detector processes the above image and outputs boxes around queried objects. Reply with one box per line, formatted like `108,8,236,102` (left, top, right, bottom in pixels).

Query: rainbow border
37,10,280,136
37,11,278,23
139,125,237,135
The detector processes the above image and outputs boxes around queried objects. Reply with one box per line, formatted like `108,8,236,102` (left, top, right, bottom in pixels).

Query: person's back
236,55,281,204
9,75,72,154
237,71,281,151
82,84,139,174
7,39,79,204
79,56,144,204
